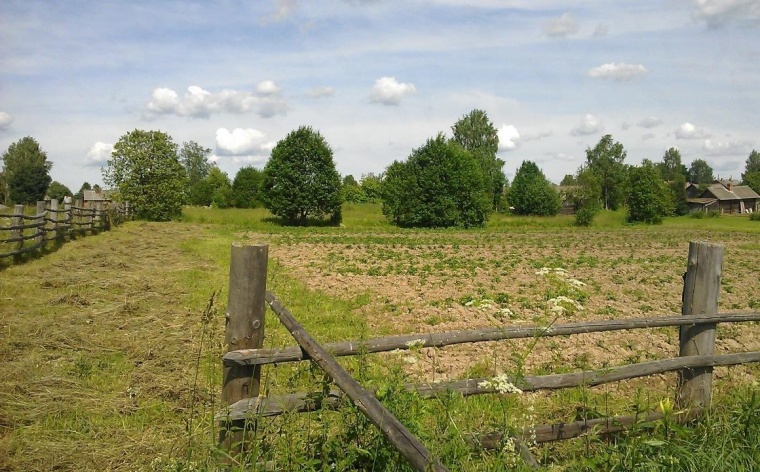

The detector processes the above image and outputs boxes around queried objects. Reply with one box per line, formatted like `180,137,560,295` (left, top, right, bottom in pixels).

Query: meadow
1,204,758,471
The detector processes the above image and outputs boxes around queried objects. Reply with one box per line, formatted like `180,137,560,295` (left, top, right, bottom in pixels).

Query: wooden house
686,180,760,214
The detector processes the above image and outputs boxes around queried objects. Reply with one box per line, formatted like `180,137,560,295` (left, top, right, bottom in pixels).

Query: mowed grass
1,204,759,471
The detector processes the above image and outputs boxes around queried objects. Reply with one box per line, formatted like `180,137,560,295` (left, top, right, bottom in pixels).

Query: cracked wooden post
676,241,723,410
36,201,46,246
220,243,268,458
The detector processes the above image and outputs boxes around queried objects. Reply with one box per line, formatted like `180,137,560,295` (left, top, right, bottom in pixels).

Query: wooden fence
0,199,131,259
217,241,760,471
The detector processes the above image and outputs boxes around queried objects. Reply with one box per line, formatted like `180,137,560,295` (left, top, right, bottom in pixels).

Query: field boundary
217,240,760,470
0,198,131,259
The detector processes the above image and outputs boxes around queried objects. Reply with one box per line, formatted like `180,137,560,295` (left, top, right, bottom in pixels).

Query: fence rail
217,241,760,471
0,199,131,259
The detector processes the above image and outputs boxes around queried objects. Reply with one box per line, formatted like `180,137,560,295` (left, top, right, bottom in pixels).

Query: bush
508,161,561,216
750,212,760,221
575,206,597,226
691,211,705,219
381,134,490,228
626,162,673,224
262,126,342,225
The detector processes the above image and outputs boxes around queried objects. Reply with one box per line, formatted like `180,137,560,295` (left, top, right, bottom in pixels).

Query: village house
82,189,112,208
686,179,760,214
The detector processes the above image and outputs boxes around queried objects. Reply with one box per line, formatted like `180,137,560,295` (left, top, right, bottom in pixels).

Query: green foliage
750,211,760,221
2,136,53,204
626,161,673,224
508,160,561,216
572,166,602,226
381,134,490,228
341,174,366,203
657,147,688,181
688,158,714,184
668,174,690,216
742,171,760,196
560,174,577,186
179,141,213,186
103,129,186,221
47,181,72,202
261,126,343,225
743,149,760,180
585,134,628,210
360,173,383,203
231,166,263,208
451,109,506,210
74,182,91,201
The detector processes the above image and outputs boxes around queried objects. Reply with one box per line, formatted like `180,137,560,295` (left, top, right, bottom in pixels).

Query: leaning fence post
676,241,723,410
11,204,24,253
36,201,46,247
49,199,59,239
220,243,269,456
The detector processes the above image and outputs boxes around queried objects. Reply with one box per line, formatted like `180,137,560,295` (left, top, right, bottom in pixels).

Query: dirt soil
258,228,760,386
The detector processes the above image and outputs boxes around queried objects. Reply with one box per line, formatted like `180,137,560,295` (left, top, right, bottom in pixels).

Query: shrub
381,134,490,228
261,126,343,225
508,161,561,216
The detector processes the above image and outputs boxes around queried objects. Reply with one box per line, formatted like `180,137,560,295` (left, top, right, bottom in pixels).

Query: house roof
704,184,741,200
687,198,718,205
731,185,760,199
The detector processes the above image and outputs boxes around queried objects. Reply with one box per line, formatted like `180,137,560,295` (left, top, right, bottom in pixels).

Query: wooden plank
224,312,760,367
478,407,704,447
265,292,448,472
221,351,760,419
11,205,24,253
219,243,268,456
35,201,46,246
677,241,723,409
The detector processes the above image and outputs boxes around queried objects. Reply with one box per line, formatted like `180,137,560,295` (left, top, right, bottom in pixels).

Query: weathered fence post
63,197,72,236
95,201,103,231
74,199,82,235
36,201,46,246
676,241,723,410
49,199,59,239
11,204,24,252
220,243,269,456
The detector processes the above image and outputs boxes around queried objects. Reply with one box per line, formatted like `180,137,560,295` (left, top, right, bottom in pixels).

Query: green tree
0,172,6,204
451,109,506,210
261,126,343,225
381,134,490,228
103,129,186,221
47,181,72,202
180,141,213,186
585,134,628,210
572,165,602,226
688,159,714,184
360,173,383,203
74,182,91,201
206,167,233,208
657,147,688,181
2,136,52,204
743,171,760,196
560,174,577,186
626,160,673,224
232,166,263,208
508,160,561,216
742,150,760,184
341,175,366,204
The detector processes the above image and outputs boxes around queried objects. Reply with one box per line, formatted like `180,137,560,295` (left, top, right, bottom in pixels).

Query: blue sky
1,0,759,191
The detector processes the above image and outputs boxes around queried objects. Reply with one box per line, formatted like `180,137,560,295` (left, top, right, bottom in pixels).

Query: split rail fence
217,241,760,471
0,199,130,259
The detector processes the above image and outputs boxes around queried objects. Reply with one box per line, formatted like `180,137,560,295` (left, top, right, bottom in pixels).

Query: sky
1,0,759,191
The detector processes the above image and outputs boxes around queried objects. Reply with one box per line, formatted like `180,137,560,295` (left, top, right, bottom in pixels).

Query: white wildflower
464,300,475,307
478,373,523,394
478,299,495,310
568,278,586,287
403,356,418,365
498,307,514,318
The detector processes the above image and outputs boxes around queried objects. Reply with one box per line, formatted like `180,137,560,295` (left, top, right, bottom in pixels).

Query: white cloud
543,13,579,38
143,84,288,119
369,77,417,106
593,24,609,37
522,129,553,142
702,138,753,156
497,124,521,151
637,116,663,128
693,0,760,27
84,141,113,167
571,114,604,136
215,128,273,156
588,63,648,81
307,86,335,98
256,80,282,95
0,112,15,130
675,122,710,139
271,0,299,21
642,133,656,140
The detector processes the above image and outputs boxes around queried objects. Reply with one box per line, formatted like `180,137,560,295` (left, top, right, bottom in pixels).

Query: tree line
3,117,759,226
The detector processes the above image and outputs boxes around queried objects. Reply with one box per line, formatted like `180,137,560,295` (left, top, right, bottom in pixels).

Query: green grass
2,204,759,471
